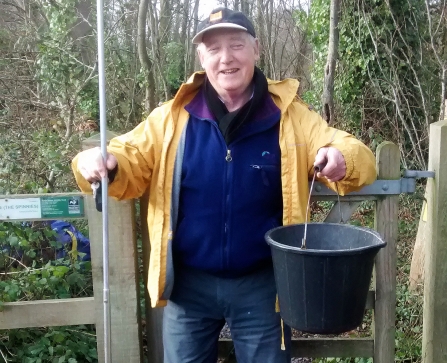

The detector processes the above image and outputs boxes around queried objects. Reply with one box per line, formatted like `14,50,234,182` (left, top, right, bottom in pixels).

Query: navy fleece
172,89,283,277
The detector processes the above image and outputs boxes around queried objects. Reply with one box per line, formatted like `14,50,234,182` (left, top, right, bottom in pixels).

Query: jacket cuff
340,148,354,181
108,165,118,183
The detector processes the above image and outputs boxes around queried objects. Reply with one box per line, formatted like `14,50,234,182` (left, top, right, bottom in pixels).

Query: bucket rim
265,222,386,255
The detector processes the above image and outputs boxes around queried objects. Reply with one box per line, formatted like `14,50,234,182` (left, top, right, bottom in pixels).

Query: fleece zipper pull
225,149,232,162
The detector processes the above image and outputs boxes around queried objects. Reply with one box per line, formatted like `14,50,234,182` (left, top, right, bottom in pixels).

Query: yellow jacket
72,72,377,307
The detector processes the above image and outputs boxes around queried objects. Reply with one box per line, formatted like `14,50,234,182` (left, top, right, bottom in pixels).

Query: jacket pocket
250,164,279,187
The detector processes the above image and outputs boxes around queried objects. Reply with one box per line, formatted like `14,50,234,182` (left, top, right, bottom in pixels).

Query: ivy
37,0,80,95
34,0,99,131
301,0,440,167
163,42,186,94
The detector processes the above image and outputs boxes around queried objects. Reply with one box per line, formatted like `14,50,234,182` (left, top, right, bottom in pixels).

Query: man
72,7,376,363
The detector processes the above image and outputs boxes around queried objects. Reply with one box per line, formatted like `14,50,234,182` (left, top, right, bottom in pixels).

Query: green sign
40,196,85,218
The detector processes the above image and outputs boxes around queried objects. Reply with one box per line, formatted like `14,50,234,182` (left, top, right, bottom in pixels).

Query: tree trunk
158,0,172,99
187,0,199,76
64,101,75,139
234,0,240,11
70,0,94,65
256,0,267,73
147,0,170,101
138,0,156,112
322,0,341,124
240,0,250,15
179,0,189,81
439,70,446,121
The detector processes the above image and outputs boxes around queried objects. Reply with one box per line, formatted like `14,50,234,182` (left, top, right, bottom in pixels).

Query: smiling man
196,29,259,111
71,7,376,363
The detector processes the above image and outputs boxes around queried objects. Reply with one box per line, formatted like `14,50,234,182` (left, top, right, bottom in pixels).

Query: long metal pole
96,0,111,361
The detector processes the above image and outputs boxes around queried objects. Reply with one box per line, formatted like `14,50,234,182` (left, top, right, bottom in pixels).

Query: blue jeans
163,266,291,363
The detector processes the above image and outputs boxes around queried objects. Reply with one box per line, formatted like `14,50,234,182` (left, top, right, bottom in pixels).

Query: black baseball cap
192,7,256,44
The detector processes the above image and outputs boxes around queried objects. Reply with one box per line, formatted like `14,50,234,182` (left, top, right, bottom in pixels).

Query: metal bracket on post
400,170,436,198
311,169,435,201
403,170,435,179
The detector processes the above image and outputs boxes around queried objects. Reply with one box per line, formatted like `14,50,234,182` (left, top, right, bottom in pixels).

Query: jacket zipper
206,120,234,272
224,148,232,269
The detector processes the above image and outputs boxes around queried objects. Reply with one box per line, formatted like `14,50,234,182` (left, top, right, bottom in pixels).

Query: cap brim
192,23,248,44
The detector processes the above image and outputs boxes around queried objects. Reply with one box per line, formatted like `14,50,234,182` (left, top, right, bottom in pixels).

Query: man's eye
232,44,243,49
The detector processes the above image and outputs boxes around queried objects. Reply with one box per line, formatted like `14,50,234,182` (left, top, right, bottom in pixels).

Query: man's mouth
220,69,238,74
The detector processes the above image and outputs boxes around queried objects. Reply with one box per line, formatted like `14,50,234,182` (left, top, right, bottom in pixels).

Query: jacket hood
175,71,300,114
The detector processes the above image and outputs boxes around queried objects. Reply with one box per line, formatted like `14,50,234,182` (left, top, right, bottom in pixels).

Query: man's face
198,29,260,98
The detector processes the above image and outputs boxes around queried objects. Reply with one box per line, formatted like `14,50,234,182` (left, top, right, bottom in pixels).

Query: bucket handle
302,165,345,249
334,183,345,223
314,163,345,224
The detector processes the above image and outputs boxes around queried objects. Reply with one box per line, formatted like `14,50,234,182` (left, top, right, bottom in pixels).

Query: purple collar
184,87,280,122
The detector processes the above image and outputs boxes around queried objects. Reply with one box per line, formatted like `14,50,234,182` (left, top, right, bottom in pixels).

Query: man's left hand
314,147,346,182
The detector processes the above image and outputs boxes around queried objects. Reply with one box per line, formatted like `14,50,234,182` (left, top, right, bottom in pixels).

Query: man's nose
220,47,233,63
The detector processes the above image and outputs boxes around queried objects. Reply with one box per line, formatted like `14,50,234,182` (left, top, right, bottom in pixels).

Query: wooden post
374,142,400,363
83,134,143,363
422,120,447,363
409,193,428,291
410,104,447,292
140,191,164,363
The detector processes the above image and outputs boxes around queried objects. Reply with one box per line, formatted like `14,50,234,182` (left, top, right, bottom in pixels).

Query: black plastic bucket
265,223,386,334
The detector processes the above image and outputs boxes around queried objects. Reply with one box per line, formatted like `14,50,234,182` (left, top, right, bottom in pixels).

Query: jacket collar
267,78,300,113
173,71,300,116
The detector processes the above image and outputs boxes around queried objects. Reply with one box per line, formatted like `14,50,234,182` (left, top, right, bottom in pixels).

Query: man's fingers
79,164,103,182
314,148,328,168
106,154,118,171
322,164,345,182
76,147,112,182
314,147,346,182
317,161,338,180
325,170,345,183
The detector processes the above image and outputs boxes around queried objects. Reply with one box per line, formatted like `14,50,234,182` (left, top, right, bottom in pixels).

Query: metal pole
96,0,111,361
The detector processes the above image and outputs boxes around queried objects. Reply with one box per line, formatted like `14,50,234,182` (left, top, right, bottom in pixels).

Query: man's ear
197,45,205,67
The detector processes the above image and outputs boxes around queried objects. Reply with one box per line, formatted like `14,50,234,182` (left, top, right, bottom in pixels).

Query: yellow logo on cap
210,11,222,22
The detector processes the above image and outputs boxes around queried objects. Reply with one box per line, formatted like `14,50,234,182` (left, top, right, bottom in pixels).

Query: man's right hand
76,147,118,182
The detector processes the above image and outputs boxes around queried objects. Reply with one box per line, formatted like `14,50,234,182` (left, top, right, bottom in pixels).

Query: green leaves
306,0,438,169
53,265,70,278
0,220,96,362
34,0,99,132
4,283,20,300
8,235,19,247
0,220,93,305
163,42,185,93
0,128,78,194
3,326,97,362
